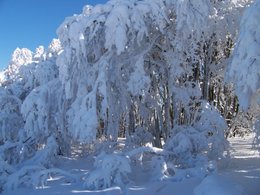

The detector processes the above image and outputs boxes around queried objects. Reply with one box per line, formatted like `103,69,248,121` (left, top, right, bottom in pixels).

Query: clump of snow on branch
127,56,150,95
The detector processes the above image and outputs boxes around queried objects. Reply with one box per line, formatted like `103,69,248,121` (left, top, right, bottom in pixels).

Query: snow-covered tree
227,0,260,110
226,0,260,136
52,2,247,184
0,39,64,191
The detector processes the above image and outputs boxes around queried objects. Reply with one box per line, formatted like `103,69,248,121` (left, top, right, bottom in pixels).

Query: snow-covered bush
163,101,227,178
22,136,59,168
0,136,63,192
193,102,228,159
4,166,77,192
150,156,170,181
5,166,45,191
126,127,153,148
83,152,131,190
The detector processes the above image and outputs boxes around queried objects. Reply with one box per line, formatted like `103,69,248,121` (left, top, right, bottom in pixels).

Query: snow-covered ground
3,134,260,195
219,134,260,195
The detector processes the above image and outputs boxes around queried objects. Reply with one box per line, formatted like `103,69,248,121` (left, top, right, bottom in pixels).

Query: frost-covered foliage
5,48,33,78
0,39,62,149
0,135,60,192
0,39,63,192
1,136,73,192
126,127,154,148
21,80,62,144
4,166,77,192
226,0,260,137
150,156,169,180
193,102,228,158
0,0,254,192
56,0,172,142
1,39,61,98
0,90,23,143
22,136,59,167
55,0,245,147
227,0,260,110
164,102,227,168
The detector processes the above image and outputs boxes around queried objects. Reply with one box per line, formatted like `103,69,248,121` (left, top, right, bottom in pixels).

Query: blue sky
0,0,107,70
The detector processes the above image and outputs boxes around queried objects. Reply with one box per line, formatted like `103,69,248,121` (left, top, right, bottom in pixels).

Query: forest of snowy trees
0,0,259,193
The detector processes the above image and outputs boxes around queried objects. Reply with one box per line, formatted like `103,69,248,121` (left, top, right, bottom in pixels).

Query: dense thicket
0,0,257,192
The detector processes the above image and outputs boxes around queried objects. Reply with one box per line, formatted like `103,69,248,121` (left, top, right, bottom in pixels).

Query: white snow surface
3,134,259,195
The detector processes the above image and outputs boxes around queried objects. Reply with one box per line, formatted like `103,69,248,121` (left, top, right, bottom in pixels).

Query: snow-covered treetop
57,0,243,55
11,48,33,66
4,48,33,77
47,39,62,57
33,46,45,61
57,0,169,55
0,38,62,103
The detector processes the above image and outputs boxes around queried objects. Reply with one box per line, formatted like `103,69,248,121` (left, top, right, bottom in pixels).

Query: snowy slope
3,134,259,195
